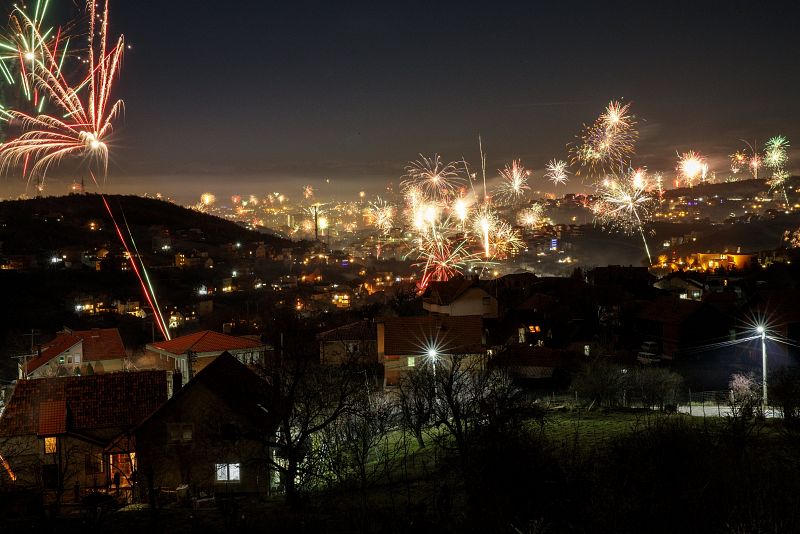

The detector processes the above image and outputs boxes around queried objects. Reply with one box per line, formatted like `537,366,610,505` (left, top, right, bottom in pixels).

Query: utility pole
757,325,767,412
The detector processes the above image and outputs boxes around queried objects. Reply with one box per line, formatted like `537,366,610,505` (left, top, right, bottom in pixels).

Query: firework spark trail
120,205,171,341
0,0,124,187
101,194,170,340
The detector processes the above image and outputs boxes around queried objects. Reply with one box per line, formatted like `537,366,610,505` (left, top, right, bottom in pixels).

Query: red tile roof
135,353,276,436
73,328,126,361
0,371,167,438
38,400,67,436
382,315,484,356
25,328,127,374
148,330,264,356
25,333,82,374
317,321,376,342
423,276,479,306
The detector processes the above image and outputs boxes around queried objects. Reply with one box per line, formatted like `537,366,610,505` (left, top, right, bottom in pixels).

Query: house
0,371,167,502
587,265,656,296
377,315,485,387
21,328,128,379
134,353,278,504
317,321,378,366
422,276,498,318
492,345,576,388
654,272,707,301
635,296,731,359
144,330,267,388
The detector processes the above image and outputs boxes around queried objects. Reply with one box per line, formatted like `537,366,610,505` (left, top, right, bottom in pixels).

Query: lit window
215,463,240,482
44,437,57,454
407,356,416,367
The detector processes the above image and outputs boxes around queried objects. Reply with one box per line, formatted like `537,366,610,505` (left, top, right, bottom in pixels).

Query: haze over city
2,1,800,201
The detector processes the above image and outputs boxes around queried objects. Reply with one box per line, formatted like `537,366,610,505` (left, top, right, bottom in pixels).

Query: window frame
168,423,194,443
215,462,241,482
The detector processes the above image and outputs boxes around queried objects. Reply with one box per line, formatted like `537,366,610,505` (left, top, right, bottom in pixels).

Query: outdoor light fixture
757,324,767,411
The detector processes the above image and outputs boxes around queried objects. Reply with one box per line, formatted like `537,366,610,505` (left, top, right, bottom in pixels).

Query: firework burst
367,197,395,235
402,154,464,202
495,159,531,204
0,0,124,187
409,217,478,291
517,203,545,228
730,150,748,175
764,135,789,170
768,169,790,205
544,159,570,186
0,2,69,108
594,171,655,263
572,100,638,176
676,150,706,188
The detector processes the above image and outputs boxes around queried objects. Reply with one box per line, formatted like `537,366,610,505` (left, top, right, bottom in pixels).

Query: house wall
26,343,84,379
320,340,378,365
143,348,266,384
0,434,110,500
424,288,498,318
383,353,486,387
135,381,274,501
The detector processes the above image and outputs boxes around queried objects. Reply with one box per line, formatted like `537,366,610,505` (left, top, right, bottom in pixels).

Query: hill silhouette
0,193,293,255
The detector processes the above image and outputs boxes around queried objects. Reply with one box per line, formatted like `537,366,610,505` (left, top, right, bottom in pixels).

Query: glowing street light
756,325,767,411
427,347,439,400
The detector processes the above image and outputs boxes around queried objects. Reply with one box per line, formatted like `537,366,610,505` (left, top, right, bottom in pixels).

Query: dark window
42,464,58,489
168,423,193,442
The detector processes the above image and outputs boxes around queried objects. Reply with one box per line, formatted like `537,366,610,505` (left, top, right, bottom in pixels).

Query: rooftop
148,330,264,356
0,370,167,438
381,315,484,356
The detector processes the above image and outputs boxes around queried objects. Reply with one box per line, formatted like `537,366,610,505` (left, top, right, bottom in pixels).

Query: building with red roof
144,330,266,387
21,328,128,379
0,370,167,501
422,276,498,318
377,315,486,387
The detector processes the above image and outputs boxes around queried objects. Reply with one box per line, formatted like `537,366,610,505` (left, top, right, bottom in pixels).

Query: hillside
0,193,293,255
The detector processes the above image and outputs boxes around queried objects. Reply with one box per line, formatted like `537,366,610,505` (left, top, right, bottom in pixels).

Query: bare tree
397,367,435,449
260,358,361,507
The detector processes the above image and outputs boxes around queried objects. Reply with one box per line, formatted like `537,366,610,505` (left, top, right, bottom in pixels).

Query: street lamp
756,325,767,412
427,348,438,380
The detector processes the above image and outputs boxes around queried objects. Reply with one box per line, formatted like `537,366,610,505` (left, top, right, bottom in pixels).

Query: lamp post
427,348,439,401
756,325,767,412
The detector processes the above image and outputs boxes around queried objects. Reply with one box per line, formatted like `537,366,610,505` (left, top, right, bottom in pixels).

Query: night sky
6,0,800,201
